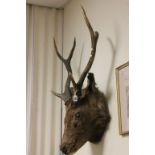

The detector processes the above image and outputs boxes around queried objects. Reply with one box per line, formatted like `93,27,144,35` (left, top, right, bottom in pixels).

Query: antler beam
52,38,76,102
77,7,99,89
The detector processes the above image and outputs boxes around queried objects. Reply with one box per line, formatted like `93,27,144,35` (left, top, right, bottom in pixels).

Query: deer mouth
60,138,87,155
60,141,78,154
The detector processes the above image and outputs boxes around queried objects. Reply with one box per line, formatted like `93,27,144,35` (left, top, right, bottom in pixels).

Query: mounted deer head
52,7,110,155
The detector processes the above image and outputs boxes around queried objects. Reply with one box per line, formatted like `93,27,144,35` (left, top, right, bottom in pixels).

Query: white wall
63,0,129,155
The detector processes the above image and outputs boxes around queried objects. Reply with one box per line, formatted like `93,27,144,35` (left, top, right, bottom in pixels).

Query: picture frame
115,62,129,135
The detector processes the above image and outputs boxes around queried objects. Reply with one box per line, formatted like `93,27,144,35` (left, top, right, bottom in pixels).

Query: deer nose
60,145,67,154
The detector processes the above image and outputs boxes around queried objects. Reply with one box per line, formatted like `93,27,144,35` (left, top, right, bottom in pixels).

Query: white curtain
26,5,63,155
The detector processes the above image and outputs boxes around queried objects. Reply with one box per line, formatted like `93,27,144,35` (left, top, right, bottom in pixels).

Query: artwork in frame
116,62,129,135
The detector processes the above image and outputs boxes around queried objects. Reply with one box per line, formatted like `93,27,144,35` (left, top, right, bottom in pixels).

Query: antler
52,38,76,102
77,7,99,90
52,7,99,102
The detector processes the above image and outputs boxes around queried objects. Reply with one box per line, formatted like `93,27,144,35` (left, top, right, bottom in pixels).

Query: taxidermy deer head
52,7,110,155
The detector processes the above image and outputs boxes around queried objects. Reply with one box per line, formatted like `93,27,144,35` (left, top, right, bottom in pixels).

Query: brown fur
60,73,110,154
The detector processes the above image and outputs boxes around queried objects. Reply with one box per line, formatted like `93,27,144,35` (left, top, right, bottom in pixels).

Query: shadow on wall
105,37,117,101
89,38,117,155
77,43,85,78
90,136,106,155
77,37,117,99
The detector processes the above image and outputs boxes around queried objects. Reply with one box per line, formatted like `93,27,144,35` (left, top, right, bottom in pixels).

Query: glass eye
75,112,81,120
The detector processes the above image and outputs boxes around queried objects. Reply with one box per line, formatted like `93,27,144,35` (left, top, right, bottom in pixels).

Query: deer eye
75,112,81,120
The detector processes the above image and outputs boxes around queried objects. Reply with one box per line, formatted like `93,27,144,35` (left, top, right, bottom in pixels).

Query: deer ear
78,73,96,99
86,73,96,92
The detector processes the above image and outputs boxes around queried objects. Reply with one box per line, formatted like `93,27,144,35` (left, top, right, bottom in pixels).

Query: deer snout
60,144,67,154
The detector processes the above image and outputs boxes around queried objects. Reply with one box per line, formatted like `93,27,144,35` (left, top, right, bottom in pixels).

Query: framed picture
116,62,129,135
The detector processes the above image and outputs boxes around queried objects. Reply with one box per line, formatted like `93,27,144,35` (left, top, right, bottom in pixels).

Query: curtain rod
26,3,64,10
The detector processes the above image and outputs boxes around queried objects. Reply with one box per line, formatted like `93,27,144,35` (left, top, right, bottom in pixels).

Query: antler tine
53,39,65,63
77,7,99,88
52,38,76,102
53,38,76,72
68,38,76,61
81,7,96,48
51,91,64,99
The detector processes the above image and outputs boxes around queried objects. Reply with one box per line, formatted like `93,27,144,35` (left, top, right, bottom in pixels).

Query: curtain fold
26,5,63,155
